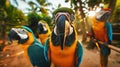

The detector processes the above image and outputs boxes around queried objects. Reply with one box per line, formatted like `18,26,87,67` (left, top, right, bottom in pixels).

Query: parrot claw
51,62,55,67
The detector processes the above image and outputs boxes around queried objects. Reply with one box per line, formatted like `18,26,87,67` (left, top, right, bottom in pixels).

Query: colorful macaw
44,7,83,67
92,9,112,44
8,26,50,67
91,9,112,67
38,20,51,45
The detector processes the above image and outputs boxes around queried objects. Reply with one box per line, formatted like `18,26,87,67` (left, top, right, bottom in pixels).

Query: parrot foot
51,62,55,67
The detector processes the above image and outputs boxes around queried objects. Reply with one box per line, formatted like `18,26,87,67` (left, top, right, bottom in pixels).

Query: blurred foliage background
0,0,120,50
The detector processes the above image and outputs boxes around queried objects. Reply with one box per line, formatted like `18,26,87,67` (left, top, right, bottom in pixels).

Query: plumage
92,12,112,43
38,21,51,45
92,16,108,42
91,9,112,67
91,14,112,56
8,26,50,67
44,7,83,67
105,22,112,43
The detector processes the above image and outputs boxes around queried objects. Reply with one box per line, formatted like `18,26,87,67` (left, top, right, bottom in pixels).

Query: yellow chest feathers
48,38,77,67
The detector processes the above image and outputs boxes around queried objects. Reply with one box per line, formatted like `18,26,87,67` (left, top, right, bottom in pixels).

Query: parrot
91,8,112,67
38,20,51,45
8,26,50,67
91,9,112,45
44,7,84,67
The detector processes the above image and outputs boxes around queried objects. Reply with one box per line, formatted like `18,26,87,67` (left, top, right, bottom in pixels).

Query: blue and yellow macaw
44,7,83,67
8,26,50,67
38,20,51,45
91,9,112,67
92,9,112,43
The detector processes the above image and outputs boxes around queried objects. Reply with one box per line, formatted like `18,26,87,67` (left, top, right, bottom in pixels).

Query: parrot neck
39,30,48,34
19,32,35,62
38,30,51,45
46,24,51,32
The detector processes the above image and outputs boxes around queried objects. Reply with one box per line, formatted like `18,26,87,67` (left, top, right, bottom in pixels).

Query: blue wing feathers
105,22,112,43
28,43,50,67
76,42,84,67
44,38,50,61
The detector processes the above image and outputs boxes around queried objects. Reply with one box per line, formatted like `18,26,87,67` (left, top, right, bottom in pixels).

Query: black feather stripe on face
56,15,65,35
18,37,29,44
55,15,66,50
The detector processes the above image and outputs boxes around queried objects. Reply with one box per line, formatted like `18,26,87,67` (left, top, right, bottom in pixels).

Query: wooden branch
92,38,120,53
97,40,120,53
108,45,120,53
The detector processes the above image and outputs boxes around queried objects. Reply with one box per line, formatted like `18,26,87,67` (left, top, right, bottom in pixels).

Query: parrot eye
15,28,28,39
22,29,26,32
17,28,27,34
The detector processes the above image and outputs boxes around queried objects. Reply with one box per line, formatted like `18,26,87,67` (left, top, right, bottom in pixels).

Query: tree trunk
108,0,117,22
68,0,88,43
1,21,6,51
108,0,116,11
81,18,87,43
78,0,87,43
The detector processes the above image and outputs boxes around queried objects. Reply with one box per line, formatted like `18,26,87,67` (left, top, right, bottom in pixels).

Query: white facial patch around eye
43,24,47,31
65,20,70,36
69,26,73,35
96,11,106,20
16,28,28,39
38,22,47,31
65,20,73,36
54,26,57,35
65,21,73,35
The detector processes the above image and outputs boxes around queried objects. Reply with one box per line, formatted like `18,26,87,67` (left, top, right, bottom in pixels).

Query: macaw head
8,26,35,44
38,20,50,34
52,7,75,50
95,8,111,22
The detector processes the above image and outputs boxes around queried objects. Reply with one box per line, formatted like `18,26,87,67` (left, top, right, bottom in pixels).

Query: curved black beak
8,29,20,44
38,23,44,34
56,15,69,50
57,22,65,50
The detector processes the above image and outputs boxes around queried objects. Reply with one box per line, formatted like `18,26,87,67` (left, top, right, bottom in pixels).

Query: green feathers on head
21,26,33,33
52,7,74,15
